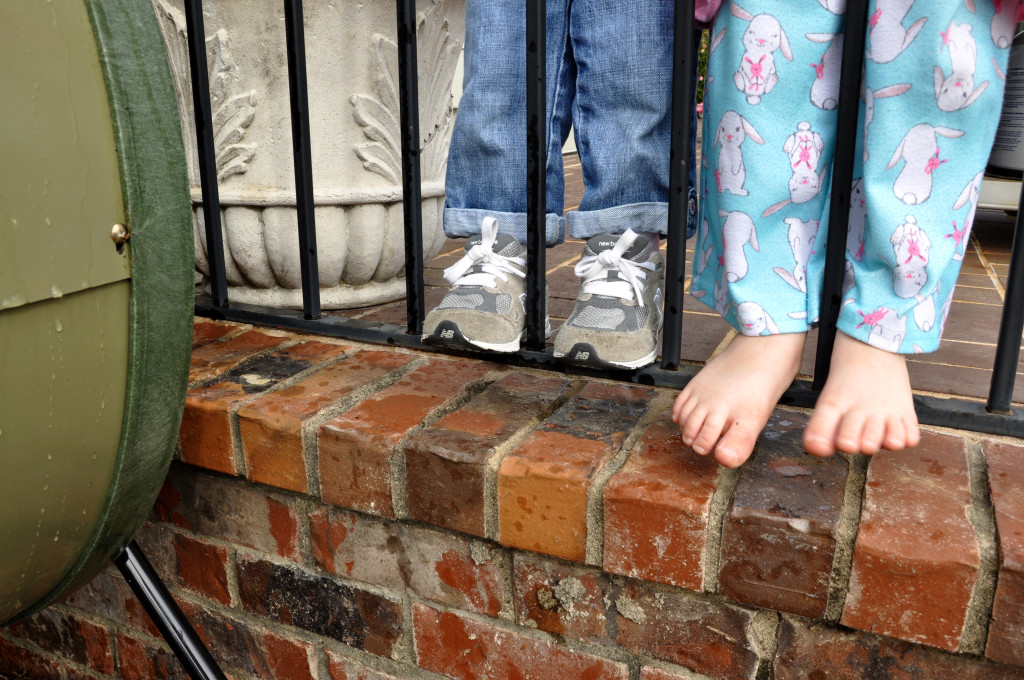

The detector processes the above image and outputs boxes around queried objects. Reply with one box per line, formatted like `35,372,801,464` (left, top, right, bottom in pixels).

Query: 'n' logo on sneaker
440,329,455,339
574,351,590,360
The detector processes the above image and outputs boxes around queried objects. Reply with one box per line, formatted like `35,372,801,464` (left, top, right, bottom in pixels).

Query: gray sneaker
554,230,664,369
423,217,548,353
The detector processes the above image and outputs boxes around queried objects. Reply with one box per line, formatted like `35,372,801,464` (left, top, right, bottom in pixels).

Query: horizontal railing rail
188,0,1024,438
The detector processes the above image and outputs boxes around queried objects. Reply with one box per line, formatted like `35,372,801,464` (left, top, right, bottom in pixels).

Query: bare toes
860,416,886,455
681,406,707,448
882,415,908,451
835,410,868,454
715,420,760,468
804,403,841,457
693,410,727,456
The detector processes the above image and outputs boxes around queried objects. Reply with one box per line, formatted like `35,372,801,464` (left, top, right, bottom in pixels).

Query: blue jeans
444,0,697,245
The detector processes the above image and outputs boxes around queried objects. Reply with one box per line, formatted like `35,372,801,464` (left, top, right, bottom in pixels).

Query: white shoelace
443,217,526,288
574,229,656,305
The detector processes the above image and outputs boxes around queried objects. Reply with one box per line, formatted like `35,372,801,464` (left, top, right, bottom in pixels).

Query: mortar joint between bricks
482,379,590,541
824,451,869,623
702,464,743,594
294,496,319,571
390,368,511,520
222,343,355,479
584,391,676,567
752,609,781,680
960,439,999,656
301,355,428,499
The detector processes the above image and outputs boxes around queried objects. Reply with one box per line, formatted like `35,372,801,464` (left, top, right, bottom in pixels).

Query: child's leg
442,0,576,247
675,2,844,466
803,0,1014,455
552,0,684,369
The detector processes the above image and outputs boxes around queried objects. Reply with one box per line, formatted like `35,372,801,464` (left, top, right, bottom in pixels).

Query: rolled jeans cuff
444,207,567,246
567,202,671,240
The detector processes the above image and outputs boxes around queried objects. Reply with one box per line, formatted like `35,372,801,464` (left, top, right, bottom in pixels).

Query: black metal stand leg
114,541,227,680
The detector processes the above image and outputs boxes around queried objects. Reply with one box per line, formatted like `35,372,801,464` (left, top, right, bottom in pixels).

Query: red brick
318,358,491,517
841,432,979,651
775,617,1024,679
173,533,231,605
985,440,1024,666
238,349,414,493
6,608,114,675
63,568,161,638
404,373,572,536
154,465,300,560
237,555,403,657
116,634,189,680
327,651,402,680
498,383,653,561
603,412,720,591
413,604,629,680
0,635,63,679
639,668,700,680
718,411,848,618
188,329,285,383
178,601,316,680
192,319,242,348
310,506,504,616
514,554,615,645
180,340,348,474
512,553,762,679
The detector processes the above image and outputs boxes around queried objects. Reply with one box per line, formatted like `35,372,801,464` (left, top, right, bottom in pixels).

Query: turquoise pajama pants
692,0,1017,353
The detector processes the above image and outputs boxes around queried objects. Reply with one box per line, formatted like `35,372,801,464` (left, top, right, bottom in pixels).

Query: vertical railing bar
661,0,697,371
525,0,547,351
396,0,426,334
282,0,321,320
987,182,1024,412
183,0,228,307
812,0,870,390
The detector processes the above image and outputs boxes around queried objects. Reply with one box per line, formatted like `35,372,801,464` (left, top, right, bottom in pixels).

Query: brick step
5,317,1021,680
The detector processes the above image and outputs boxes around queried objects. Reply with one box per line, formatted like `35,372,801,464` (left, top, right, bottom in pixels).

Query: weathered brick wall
2,320,1023,679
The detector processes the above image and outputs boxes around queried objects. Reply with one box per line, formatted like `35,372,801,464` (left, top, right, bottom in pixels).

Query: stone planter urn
153,0,464,308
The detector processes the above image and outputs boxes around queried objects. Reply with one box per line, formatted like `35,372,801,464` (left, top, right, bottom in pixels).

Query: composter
0,0,192,624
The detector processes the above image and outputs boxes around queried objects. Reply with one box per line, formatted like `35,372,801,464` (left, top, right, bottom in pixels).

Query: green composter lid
0,0,193,624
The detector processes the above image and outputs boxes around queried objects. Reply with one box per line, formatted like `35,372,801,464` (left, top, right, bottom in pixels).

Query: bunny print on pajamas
692,0,1014,355
935,21,989,111
887,124,964,205
762,122,827,216
730,4,793,105
890,215,931,299
867,0,927,64
714,110,764,196
774,217,819,292
720,209,759,283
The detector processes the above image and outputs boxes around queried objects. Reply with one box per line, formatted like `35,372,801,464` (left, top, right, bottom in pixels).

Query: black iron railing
189,0,1024,437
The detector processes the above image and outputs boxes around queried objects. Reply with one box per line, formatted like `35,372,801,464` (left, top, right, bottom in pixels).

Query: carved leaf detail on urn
152,0,258,183
351,0,461,184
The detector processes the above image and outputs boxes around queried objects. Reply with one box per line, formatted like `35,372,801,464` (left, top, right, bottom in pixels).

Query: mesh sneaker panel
437,293,485,310
571,306,626,330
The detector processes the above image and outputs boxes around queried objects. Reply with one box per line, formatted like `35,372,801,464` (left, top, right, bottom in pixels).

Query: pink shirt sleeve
694,0,723,29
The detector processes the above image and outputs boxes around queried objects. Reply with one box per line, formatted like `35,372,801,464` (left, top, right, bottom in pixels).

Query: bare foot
803,331,920,456
672,333,806,468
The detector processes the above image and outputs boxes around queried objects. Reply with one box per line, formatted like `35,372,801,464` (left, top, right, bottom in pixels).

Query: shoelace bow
574,229,656,305
443,217,526,288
